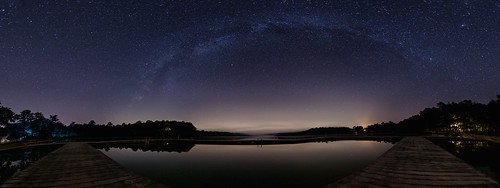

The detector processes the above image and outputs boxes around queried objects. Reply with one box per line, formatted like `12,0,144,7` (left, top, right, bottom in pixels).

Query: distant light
1,136,9,144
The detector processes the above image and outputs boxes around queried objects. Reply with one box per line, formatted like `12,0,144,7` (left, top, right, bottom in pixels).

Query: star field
1,0,499,133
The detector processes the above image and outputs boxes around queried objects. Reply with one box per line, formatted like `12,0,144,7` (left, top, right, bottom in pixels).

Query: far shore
2,134,492,152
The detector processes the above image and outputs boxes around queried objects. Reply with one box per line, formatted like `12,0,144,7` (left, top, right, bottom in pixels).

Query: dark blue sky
1,0,499,133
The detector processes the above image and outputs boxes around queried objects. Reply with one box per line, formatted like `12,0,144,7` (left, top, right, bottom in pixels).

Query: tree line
69,120,197,139
2,95,499,140
0,102,246,142
276,127,358,136
366,95,500,135
0,103,67,140
275,95,500,136
0,102,199,141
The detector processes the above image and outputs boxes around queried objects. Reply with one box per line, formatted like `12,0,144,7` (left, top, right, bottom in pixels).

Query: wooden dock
1,143,166,188
328,137,500,187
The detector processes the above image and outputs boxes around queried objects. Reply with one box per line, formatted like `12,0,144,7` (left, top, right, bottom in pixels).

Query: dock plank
328,137,500,187
1,143,166,188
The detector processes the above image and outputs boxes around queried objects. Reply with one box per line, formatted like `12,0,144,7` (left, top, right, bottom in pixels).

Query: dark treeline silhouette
2,95,499,140
0,102,70,141
194,130,248,137
276,127,358,136
70,120,197,139
0,102,244,142
276,95,500,137
70,120,245,139
0,101,193,140
366,95,500,135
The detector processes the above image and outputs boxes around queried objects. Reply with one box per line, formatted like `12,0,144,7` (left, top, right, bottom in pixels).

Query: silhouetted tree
276,127,354,136
17,110,34,124
0,102,15,127
69,120,199,139
366,95,500,135
0,102,15,137
353,126,364,134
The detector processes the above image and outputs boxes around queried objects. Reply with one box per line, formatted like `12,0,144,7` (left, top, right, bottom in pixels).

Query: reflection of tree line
319,137,399,144
93,141,195,153
0,145,61,183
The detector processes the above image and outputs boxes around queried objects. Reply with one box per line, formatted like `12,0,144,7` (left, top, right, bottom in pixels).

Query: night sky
1,0,499,133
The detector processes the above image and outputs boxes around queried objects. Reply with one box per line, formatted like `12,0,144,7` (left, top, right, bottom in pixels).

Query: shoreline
0,134,484,152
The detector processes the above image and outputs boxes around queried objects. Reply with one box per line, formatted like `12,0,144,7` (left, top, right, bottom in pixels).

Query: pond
95,140,394,188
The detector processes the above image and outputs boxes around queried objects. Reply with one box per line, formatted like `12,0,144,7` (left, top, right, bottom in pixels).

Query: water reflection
448,140,490,153
432,139,500,181
93,141,195,153
0,145,61,183
98,140,393,188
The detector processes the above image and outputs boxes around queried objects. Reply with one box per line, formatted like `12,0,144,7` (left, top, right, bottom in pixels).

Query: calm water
97,141,394,188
